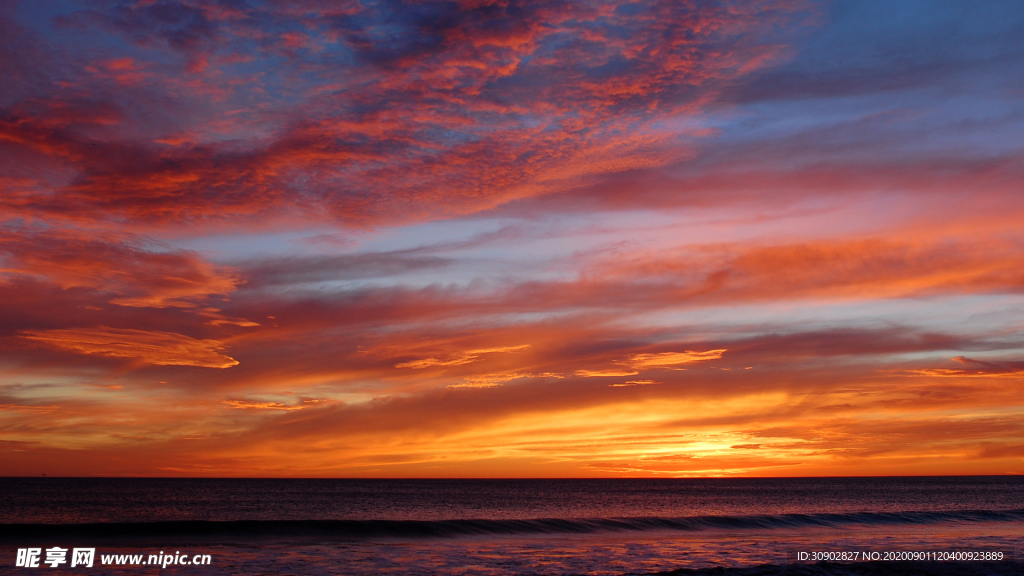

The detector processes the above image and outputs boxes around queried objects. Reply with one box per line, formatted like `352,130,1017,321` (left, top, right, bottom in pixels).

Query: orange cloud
3,346,1024,477
904,356,1024,378
609,380,658,387
22,327,239,368
222,399,324,411
575,349,724,378
395,345,530,369
629,349,726,368
0,404,59,414
575,369,640,377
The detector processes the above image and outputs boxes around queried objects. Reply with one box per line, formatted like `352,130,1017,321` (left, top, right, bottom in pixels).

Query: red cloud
3,0,812,228
0,228,238,308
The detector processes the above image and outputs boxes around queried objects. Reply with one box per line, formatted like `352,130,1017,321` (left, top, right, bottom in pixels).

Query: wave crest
3,509,1023,542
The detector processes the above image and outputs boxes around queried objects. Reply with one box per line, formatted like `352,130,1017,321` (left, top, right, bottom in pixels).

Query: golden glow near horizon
2,1,1024,477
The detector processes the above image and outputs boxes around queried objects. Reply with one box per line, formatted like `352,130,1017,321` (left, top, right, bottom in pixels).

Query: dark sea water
1,477,1022,575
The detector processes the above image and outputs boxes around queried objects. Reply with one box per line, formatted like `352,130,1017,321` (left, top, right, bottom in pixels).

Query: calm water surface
1,477,1022,575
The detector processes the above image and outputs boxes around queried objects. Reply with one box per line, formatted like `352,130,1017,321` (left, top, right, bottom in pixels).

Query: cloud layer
2,0,1024,476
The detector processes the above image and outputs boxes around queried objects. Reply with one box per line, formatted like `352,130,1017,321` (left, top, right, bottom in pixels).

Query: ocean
2,477,1022,575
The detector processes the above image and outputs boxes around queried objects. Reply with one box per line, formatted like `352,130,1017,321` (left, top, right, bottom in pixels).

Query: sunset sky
3,0,1024,477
